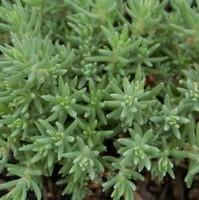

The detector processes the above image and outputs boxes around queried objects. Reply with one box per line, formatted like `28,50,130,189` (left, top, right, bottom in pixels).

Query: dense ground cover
1,0,199,199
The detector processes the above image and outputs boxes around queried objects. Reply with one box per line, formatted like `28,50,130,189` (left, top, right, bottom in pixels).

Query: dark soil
25,166,199,200
84,167,199,200
1,144,199,200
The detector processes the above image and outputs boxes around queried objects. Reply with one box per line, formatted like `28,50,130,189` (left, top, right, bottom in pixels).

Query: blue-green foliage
0,0,199,199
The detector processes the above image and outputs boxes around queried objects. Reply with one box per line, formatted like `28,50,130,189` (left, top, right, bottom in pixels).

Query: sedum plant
1,0,199,199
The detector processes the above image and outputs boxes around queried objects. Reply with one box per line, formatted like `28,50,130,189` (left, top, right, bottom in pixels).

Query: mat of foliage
0,0,199,199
